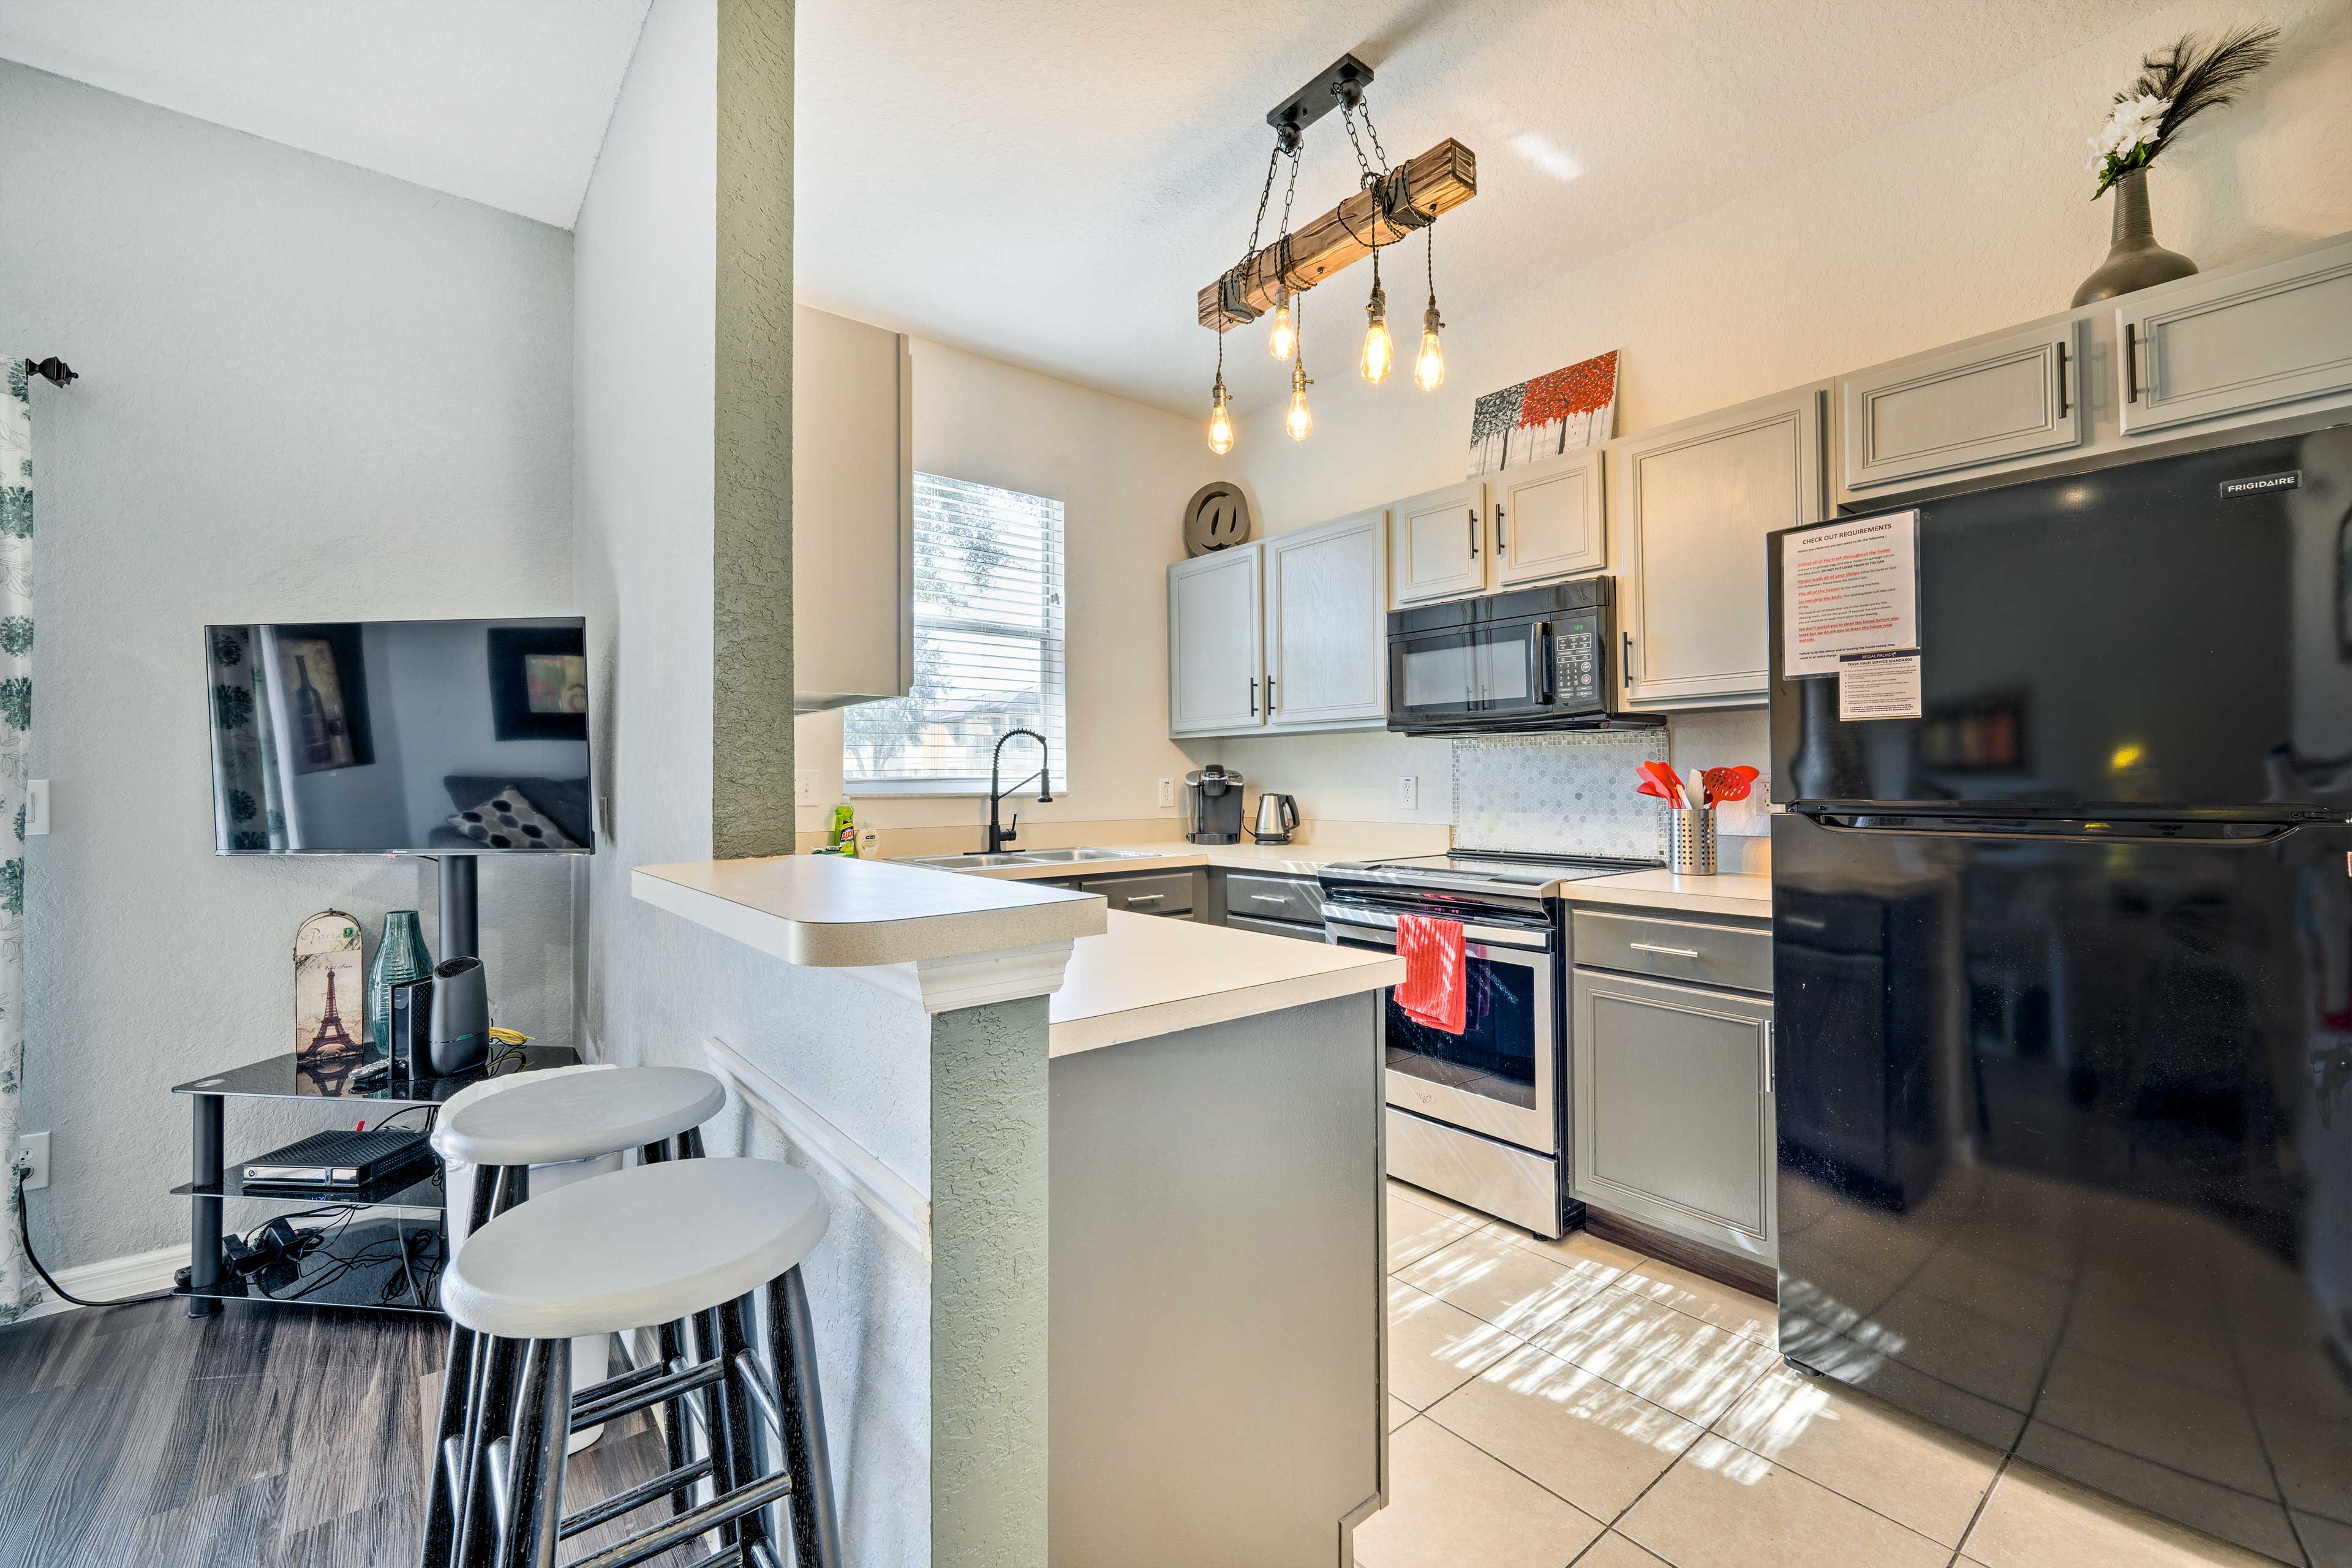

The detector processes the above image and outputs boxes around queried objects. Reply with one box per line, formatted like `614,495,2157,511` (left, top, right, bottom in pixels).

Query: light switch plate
24,779,48,835
796,769,820,807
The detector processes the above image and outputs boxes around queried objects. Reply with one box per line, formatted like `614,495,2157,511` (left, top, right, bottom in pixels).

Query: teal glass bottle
367,910,432,1059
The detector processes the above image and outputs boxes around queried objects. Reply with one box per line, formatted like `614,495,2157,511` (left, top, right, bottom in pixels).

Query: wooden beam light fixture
1201,53,1470,454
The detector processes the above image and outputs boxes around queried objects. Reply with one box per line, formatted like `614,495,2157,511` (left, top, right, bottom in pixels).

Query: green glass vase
367,910,432,1059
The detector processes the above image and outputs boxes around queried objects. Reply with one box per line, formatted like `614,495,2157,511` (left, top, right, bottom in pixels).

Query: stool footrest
559,1457,713,1540
571,1356,674,1409
570,1358,725,1432
565,1471,795,1568
679,1543,744,1568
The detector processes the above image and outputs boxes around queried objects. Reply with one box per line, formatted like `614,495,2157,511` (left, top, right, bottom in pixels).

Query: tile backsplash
1450,722,1773,860
1451,731,1671,859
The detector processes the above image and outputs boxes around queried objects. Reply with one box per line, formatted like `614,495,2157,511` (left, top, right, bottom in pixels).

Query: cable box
242,1128,434,1190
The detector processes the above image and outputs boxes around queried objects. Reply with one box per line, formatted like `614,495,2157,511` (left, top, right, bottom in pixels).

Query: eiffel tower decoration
307,968,360,1058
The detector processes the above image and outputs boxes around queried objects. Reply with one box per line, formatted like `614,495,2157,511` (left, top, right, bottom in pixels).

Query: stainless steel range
1319,850,1660,1236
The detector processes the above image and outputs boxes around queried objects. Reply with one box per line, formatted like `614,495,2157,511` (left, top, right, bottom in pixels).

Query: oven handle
1323,907,1553,952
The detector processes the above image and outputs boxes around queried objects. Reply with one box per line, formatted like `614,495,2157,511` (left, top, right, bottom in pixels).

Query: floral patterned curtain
2,363,36,1318
209,626,288,852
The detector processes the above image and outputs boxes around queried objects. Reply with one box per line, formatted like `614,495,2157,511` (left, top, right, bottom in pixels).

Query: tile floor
1357,1178,2334,1568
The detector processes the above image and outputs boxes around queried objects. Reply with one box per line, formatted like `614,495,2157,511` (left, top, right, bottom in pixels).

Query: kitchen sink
1009,848,1160,863
904,847,1163,871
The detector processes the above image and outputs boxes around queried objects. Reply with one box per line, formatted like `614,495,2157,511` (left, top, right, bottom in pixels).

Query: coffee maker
1183,765,1245,844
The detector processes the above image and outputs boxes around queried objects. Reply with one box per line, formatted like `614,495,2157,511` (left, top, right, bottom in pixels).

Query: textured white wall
1215,0,2352,830
793,336,1219,838
0,60,576,1271
573,3,930,1558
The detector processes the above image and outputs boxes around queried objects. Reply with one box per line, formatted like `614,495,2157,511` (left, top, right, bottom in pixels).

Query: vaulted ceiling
3,0,2157,412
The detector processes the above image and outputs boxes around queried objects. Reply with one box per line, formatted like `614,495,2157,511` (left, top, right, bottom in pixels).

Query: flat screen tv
205,617,593,855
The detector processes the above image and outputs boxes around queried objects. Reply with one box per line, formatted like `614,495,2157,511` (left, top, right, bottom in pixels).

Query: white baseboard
703,1036,932,1261
18,1241,186,1322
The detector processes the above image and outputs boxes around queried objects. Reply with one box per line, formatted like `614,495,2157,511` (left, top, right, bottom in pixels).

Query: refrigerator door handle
1792,807,2308,846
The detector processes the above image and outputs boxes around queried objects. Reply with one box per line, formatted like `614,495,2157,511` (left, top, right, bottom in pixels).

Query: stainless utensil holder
1665,808,1717,875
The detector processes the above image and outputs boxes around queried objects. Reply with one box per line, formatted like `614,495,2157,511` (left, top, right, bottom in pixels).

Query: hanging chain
1273,143,1302,290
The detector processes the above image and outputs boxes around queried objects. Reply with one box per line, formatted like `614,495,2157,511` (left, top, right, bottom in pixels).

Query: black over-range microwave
1385,578,1664,736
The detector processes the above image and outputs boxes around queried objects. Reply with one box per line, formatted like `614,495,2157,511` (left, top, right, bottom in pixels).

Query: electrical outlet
1396,775,1419,812
1157,778,1174,808
24,780,48,835
796,769,819,807
13,1131,48,1191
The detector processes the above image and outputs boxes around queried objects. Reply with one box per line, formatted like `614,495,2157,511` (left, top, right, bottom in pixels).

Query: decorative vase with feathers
2071,23,2278,307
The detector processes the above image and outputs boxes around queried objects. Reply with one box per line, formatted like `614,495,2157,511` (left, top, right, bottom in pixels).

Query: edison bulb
1266,295,1295,360
1359,287,1393,383
1207,390,1234,456
1286,386,1313,441
1414,301,1446,391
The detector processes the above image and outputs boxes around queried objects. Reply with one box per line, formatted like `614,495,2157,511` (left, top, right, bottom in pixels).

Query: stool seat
432,1065,725,1168
442,1157,829,1341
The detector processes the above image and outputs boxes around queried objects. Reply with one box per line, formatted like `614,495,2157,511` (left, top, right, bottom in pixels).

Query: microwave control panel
1553,616,1601,707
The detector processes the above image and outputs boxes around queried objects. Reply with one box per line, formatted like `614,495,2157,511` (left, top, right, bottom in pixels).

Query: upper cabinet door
792,305,913,709
1266,510,1389,729
1839,320,2087,497
1390,479,1488,605
1618,386,1823,707
1167,546,1264,736
1493,449,1607,586
2118,237,2352,437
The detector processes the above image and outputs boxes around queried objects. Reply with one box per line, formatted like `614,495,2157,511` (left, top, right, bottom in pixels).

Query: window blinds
843,473,1068,792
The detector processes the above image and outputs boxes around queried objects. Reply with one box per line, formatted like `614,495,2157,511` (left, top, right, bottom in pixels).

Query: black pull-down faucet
986,728,1052,852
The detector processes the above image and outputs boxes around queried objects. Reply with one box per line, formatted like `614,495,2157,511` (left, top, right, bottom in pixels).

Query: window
844,473,1068,793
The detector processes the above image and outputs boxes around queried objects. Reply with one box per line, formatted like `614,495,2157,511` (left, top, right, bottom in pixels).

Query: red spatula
1702,766,1760,805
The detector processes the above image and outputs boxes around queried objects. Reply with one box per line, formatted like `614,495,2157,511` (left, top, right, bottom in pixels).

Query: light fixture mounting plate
1267,53,1374,150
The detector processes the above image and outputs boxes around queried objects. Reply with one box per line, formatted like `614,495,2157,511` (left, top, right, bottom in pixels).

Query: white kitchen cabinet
1265,510,1388,729
793,304,913,710
1493,448,1608,585
1167,546,1264,736
1616,385,1825,707
1389,479,1488,605
1838,319,2087,497
2117,235,2352,438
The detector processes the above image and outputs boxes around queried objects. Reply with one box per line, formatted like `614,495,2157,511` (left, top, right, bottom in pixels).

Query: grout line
1948,1452,2015,1567
1691,1401,1979,1558
2214,1278,2318,1568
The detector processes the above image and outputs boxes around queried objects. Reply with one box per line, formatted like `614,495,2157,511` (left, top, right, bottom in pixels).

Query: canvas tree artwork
1466,349,1620,476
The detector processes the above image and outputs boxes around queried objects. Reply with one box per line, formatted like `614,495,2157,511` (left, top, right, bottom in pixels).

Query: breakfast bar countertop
1048,911,1403,1057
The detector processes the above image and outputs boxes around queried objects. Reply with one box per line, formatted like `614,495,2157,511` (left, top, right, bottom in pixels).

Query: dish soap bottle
831,794,859,857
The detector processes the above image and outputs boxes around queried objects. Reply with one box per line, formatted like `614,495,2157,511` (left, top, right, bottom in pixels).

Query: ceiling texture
0,0,651,227
4,0,2155,412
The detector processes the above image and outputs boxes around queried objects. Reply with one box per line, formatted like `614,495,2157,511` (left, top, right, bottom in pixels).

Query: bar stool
440,1155,841,1568
423,1065,729,1568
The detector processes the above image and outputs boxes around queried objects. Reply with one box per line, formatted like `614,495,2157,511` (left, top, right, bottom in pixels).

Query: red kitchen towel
1395,914,1467,1035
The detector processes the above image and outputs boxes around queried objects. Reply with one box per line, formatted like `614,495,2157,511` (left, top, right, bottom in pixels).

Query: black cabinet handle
1266,676,1276,711
2056,341,2070,417
1495,503,1508,551
1467,507,1479,558
1248,677,1257,716
2124,322,2140,402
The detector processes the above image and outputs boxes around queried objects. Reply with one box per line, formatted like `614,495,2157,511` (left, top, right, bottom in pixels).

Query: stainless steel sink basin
1011,848,1160,863
903,847,1163,871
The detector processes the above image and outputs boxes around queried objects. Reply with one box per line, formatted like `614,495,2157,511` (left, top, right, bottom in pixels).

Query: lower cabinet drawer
1223,872,1324,925
1571,908,1772,993
1226,912,1325,942
1081,870,1196,916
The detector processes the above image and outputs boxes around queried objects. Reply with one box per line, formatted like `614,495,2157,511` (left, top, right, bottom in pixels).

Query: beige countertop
633,853,1107,968
1563,869,1773,919
1050,912,1403,1058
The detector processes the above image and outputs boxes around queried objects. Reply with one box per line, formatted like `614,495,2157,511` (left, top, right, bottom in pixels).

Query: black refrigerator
1769,427,2352,1564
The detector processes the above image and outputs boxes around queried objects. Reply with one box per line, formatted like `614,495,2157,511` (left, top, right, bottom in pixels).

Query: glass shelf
173,1045,579,1106
178,1216,447,1316
173,1159,446,1215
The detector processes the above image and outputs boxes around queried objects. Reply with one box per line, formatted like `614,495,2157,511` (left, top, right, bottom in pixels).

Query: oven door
1327,907,1558,1153
1386,614,1552,731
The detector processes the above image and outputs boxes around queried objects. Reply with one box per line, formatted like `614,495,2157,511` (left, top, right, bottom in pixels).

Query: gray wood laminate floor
0,1300,702,1568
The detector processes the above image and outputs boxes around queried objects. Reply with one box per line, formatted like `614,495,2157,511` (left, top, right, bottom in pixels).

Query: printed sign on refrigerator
1783,510,1920,678
1838,649,1924,720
